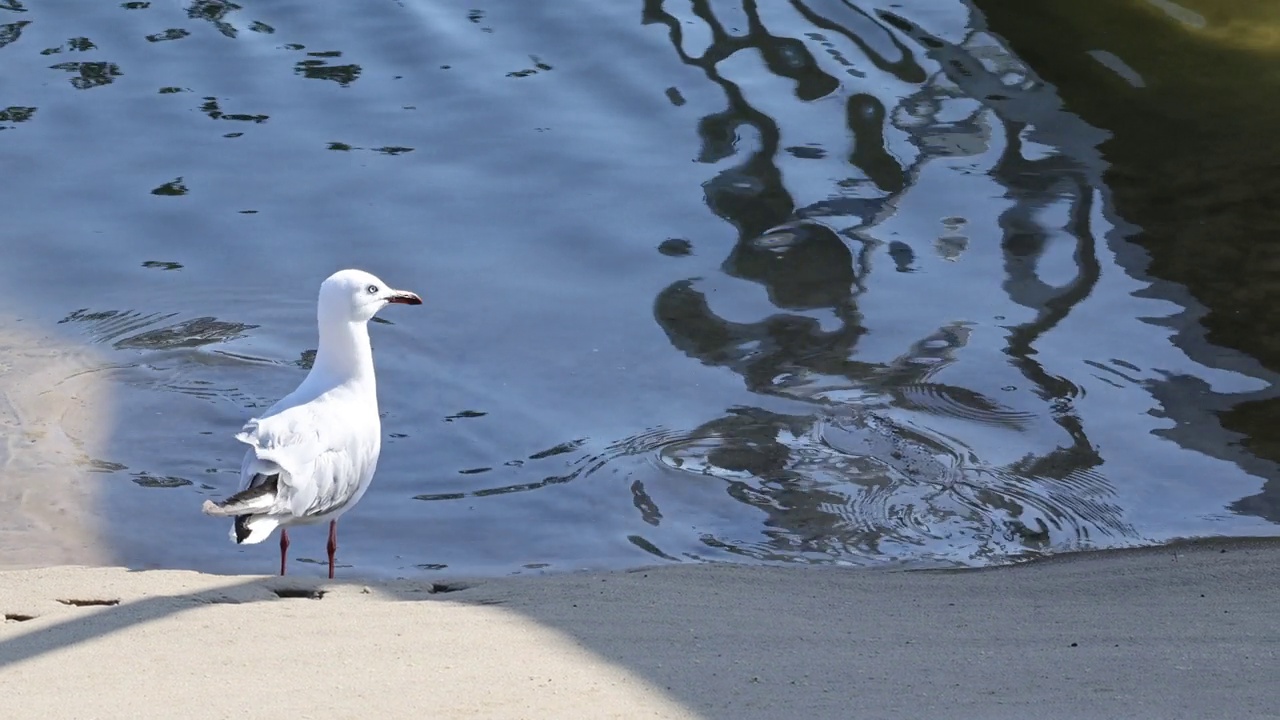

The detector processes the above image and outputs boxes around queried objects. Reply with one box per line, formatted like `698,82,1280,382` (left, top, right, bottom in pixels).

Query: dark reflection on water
0,21,30,50
970,0,1280,531
59,308,256,350
293,49,362,86
1,0,1278,576
49,60,122,89
0,105,35,128
633,1,1134,563
188,0,243,39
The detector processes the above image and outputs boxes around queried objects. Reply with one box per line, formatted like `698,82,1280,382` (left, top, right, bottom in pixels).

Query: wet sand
0,321,112,569
1,538,1276,720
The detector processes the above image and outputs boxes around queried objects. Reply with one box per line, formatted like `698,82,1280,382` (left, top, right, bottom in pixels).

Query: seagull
201,269,422,578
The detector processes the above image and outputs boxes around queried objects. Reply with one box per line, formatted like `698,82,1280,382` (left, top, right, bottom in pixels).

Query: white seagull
202,269,422,578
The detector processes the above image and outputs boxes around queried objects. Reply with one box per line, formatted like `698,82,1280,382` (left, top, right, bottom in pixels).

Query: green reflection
0,20,29,49
0,105,35,129
973,0,1280,493
49,60,122,89
294,49,362,86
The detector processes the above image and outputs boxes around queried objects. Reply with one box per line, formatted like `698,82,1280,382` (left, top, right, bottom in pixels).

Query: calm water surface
2,0,1278,577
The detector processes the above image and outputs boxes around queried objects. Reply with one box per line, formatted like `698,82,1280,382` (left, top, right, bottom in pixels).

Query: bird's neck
311,318,376,389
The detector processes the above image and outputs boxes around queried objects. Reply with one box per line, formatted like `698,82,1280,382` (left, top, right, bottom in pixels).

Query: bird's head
318,268,423,324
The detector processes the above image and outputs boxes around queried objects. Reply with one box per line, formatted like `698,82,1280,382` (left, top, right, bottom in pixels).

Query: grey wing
290,445,377,518
237,446,263,491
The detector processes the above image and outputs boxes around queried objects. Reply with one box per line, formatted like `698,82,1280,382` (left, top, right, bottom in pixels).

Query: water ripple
647,408,1136,565
59,309,257,350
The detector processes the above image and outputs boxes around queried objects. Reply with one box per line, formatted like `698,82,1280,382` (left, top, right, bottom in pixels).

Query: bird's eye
366,284,379,294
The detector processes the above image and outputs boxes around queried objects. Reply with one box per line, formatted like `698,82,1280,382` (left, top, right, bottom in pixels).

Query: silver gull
201,268,422,578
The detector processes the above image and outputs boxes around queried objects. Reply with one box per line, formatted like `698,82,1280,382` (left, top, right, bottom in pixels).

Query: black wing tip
226,473,279,504
233,515,252,544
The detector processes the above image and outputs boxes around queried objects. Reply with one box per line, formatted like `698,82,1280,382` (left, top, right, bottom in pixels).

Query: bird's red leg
279,528,290,576
327,520,338,580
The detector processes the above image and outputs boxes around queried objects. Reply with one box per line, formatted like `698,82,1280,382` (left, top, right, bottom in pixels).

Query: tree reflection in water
641,0,1134,564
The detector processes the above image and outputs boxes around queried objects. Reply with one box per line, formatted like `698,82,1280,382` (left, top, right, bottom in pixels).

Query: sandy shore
1,538,1277,720
0,321,113,569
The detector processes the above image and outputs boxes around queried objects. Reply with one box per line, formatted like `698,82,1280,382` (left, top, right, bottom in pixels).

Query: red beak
387,291,423,305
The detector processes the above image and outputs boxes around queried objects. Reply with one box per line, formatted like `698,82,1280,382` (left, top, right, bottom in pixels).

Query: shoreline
0,322,113,570
3,536,1278,719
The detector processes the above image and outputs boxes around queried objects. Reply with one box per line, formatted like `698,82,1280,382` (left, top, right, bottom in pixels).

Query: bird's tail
201,476,278,517
231,514,280,545
201,474,282,544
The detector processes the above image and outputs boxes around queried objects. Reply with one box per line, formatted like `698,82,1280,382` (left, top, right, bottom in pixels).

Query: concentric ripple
892,382,1039,430
404,409,1141,567
649,408,1137,566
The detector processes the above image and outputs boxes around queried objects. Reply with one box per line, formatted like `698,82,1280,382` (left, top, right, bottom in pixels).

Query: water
2,0,1278,578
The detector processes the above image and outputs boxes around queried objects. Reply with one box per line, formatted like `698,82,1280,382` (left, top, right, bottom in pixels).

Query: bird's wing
235,409,325,481
234,402,377,517
297,446,377,517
